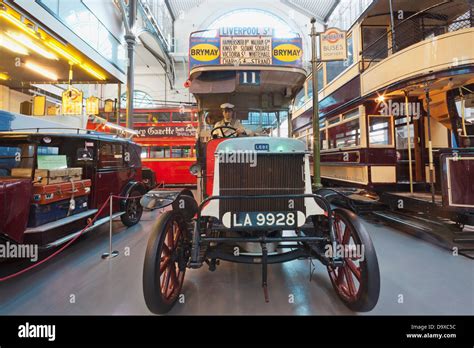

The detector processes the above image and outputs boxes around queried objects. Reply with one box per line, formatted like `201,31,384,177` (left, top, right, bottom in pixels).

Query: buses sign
189,27,303,69
319,27,347,61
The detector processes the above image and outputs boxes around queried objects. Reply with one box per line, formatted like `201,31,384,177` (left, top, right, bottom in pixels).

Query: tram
291,0,474,257
88,107,198,186
141,27,380,313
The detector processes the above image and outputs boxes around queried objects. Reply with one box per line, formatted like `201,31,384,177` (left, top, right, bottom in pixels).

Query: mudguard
140,188,197,220
120,181,147,211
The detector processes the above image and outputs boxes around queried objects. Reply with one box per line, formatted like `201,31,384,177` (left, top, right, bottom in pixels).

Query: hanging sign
47,105,60,116
86,96,99,115
33,96,46,116
62,88,83,115
319,27,347,61
104,99,115,113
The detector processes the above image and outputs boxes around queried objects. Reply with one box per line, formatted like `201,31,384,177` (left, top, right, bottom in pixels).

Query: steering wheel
211,126,238,139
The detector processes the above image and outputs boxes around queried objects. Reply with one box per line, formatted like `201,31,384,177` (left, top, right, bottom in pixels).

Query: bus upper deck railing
360,0,474,72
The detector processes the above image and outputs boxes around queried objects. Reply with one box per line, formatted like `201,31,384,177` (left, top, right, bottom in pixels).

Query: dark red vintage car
0,131,146,249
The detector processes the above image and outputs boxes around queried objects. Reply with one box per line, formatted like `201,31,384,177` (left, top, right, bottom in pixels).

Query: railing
360,1,474,72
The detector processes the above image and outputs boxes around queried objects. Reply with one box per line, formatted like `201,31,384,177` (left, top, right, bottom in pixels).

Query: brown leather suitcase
32,179,91,205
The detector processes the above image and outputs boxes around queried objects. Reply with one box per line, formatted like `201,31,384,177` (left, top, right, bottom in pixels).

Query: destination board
189,27,303,69
220,37,272,65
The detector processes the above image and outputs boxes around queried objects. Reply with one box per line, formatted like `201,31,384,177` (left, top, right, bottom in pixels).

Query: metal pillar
425,87,436,203
116,83,121,125
404,92,414,194
389,0,397,53
310,18,322,189
125,0,137,129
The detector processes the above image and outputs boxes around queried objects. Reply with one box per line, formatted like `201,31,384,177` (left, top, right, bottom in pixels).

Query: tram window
321,130,328,150
319,118,326,129
295,88,307,109
326,36,353,83
395,123,415,150
133,114,150,123
150,146,170,158
172,112,192,122
369,116,393,146
154,112,171,122
342,108,359,120
171,146,192,158
362,26,388,60
141,148,148,159
328,116,341,125
328,119,360,149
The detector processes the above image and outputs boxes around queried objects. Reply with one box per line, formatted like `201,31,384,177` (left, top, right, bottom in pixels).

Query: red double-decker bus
88,107,198,187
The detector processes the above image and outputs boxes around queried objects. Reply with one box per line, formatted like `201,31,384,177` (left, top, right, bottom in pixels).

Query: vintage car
0,131,146,249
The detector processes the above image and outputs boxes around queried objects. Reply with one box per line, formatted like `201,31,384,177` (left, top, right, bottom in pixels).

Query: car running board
40,211,125,249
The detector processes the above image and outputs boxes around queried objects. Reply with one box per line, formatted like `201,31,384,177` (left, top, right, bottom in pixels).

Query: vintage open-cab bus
291,0,474,257
141,27,380,314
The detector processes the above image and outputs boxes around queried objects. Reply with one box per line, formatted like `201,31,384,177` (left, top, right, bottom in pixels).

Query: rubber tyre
120,188,144,227
327,207,380,312
143,211,187,314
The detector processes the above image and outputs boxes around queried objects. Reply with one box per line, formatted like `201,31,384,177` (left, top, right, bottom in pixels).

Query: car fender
120,181,147,211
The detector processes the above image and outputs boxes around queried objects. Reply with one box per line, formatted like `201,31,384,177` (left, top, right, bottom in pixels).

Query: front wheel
121,188,144,227
327,208,380,312
143,211,188,314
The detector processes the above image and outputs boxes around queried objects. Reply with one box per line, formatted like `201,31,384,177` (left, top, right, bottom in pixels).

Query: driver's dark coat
213,119,250,137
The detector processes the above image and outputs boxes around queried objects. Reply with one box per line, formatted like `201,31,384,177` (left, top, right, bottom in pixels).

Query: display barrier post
102,195,119,260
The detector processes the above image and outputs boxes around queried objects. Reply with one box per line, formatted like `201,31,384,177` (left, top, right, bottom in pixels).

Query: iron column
310,18,322,189
425,87,435,203
125,0,137,129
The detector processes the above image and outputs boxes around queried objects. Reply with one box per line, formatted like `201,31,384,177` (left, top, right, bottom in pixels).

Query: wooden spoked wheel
326,208,380,312
143,211,188,314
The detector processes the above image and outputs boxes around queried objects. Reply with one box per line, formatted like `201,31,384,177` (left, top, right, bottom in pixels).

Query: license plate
231,211,297,229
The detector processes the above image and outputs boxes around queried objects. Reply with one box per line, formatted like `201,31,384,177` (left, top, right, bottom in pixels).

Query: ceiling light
0,11,37,38
6,32,58,60
0,33,29,55
44,40,81,65
80,63,106,81
24,61,58,80
376,95,385,103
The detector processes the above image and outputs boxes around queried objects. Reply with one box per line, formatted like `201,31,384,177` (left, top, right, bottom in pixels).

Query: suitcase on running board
27,196,90,227
32,179,91,204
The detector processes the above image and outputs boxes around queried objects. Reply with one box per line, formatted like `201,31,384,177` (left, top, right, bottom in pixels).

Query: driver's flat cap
220,103,235,109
